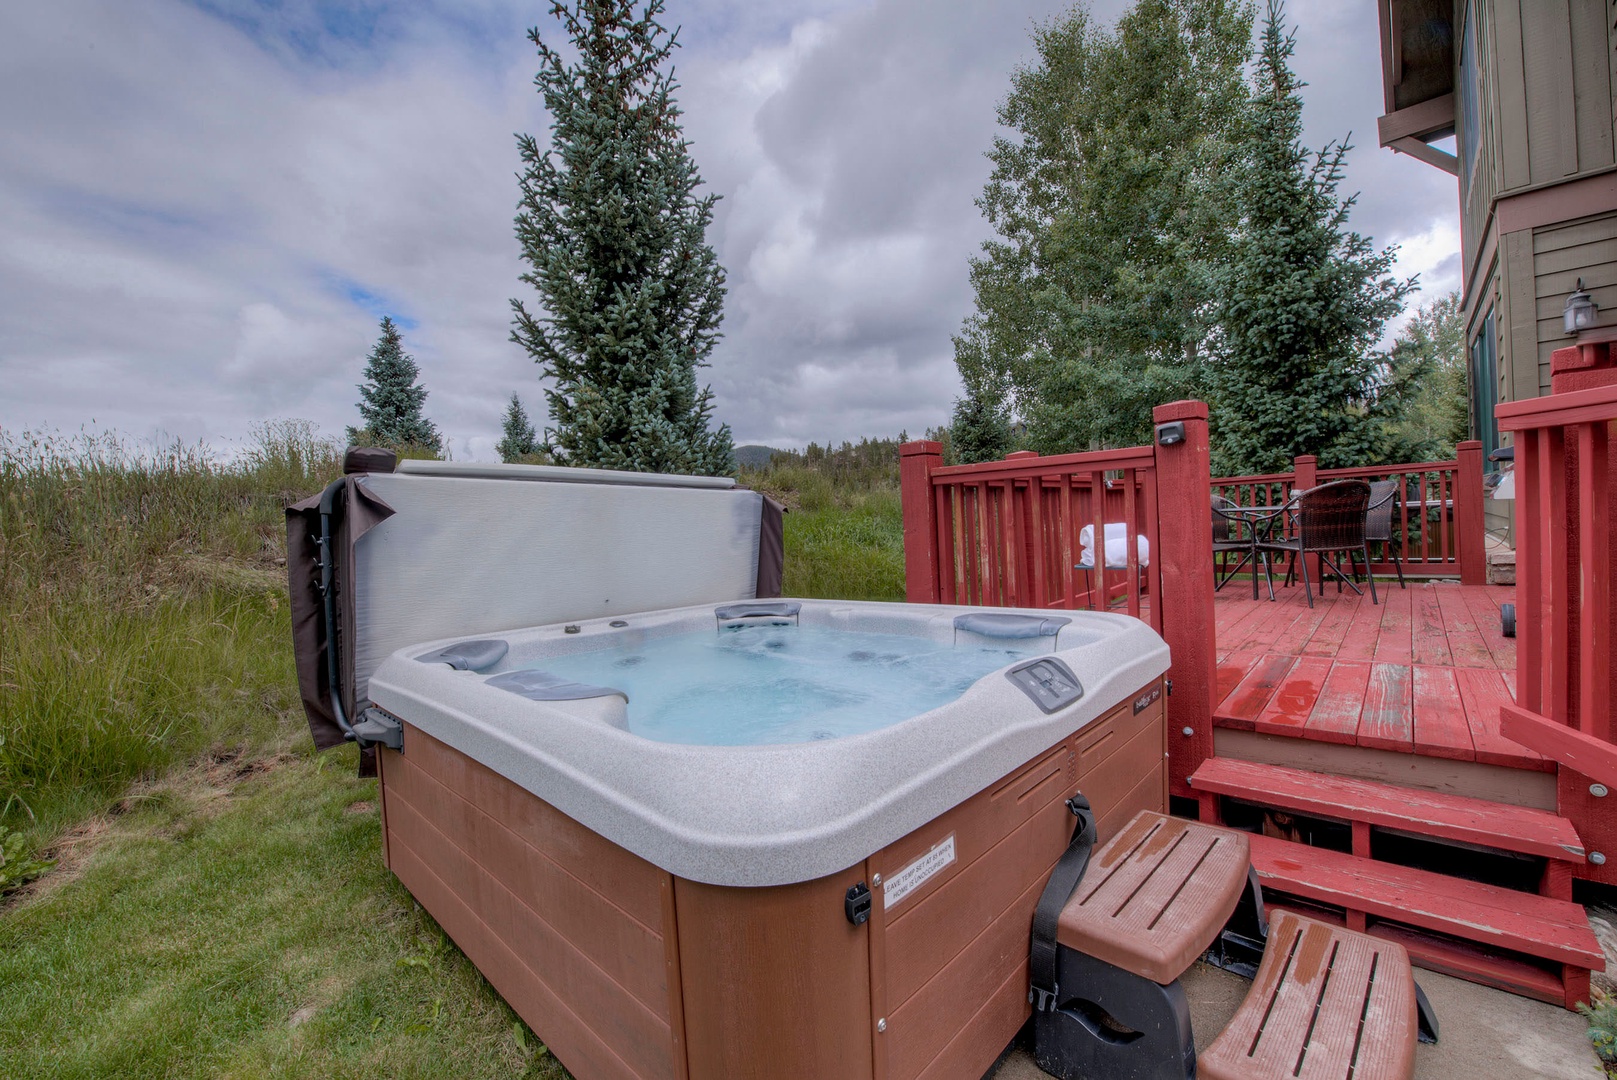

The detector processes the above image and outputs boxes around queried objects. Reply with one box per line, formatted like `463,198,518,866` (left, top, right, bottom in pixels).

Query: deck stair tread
1258,902,1573,1005
1245,833,1603,969
1198,910,1417,1080
1189,758,1586,862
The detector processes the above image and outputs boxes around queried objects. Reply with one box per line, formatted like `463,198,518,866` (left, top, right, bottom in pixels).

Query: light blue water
526,625,1044,746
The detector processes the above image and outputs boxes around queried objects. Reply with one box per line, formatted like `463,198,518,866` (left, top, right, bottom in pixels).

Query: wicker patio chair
1259,480,1377,609
1363,479,1405,589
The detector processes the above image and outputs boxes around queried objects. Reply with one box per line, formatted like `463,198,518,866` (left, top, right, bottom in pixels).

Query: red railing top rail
1497,382,1617,430
1211,471,1294,486
1212,458,1465,487
1318,460,1458,477
929,445,1155,483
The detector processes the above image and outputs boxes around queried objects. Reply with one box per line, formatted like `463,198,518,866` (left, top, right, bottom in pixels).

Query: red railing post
1455,440,1486,585
1153,400,1217,800
900,440,944,603
1293,454,1317,493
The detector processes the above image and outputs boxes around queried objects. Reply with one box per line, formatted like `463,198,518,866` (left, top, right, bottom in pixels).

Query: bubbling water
525,625,1042,746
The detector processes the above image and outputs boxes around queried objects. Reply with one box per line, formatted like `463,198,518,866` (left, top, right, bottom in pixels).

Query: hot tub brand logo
1133,686,1162,714
883,834,957,910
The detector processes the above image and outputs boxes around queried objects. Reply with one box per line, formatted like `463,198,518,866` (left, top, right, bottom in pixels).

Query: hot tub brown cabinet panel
375,682,1165,1080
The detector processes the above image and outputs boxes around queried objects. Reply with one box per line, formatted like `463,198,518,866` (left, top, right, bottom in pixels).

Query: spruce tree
950,392,1014,465
347,316,442,453
511,0,735,476
497,393,542,463
1208,1,1415,474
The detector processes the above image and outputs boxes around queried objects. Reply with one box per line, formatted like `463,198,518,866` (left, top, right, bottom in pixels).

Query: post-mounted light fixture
1563,278,1599,336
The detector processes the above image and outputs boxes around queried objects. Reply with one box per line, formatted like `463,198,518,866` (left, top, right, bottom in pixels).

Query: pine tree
497,393,543,463
347,316,442,454
950,392,1014,465
1207,1,1416,474
957,0,1254,452
510,0,735,476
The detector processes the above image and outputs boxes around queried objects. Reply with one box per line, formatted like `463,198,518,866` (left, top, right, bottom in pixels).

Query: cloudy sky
1,0,1460,459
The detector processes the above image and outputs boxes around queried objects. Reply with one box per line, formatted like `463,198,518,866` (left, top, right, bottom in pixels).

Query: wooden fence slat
984,481,997,605
1124,468,1141,619
1090,472,1107,610
935,484,956,605
1061,475,1076,610
1143,468,1163,635
1518,433,1543,712
1577,422,1610,739
1546,429,1570,726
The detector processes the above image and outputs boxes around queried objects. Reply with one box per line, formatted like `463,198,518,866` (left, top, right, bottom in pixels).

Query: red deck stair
1188,757,1602,1007
1188,757,1586,866
1245,832,1600,1007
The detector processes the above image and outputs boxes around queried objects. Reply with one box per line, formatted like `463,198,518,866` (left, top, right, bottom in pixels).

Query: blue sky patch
187,0,394,66
327,273,416,331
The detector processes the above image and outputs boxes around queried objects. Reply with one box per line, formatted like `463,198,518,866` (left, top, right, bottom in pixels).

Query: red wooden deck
1212,581,1548,770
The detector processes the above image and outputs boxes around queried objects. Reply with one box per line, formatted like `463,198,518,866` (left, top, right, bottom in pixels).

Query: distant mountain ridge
734,444,782,469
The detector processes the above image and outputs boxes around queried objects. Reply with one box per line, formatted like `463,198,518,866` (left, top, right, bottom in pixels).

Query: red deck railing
1210,443,1487,584
1493,381,1617,885
919,446,1161,626
903,402,1220,797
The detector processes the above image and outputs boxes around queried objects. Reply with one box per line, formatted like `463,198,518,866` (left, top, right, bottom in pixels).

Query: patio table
1215,504,1290,601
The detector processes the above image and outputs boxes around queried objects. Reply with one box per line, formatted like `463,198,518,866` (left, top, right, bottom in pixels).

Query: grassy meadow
741,438,906,602
0,424,905,1077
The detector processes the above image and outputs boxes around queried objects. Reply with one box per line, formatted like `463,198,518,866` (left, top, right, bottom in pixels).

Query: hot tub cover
286,457,784,767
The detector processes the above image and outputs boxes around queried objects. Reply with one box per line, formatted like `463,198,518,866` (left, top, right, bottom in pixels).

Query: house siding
1459,0,1617,423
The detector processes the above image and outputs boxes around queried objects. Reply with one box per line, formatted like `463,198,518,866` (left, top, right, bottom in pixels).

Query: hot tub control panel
1004,657,1085,714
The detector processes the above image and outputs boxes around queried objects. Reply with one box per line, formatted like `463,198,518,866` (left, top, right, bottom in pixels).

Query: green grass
741,454,906,602
0,744,560,1079
1582,996,1617,1073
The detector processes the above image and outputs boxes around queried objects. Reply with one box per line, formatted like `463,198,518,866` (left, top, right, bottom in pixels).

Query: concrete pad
991,961,1605,1079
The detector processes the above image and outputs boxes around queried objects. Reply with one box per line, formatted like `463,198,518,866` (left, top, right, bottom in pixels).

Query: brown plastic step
1198,909,1417,1080
1189,757,1586,862
1056,811,1250,984
1246,833,1601,1008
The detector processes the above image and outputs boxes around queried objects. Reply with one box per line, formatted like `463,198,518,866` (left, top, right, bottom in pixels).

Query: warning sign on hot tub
882,834,957,910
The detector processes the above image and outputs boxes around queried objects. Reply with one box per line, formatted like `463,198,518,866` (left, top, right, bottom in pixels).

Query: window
1470,309,1499,466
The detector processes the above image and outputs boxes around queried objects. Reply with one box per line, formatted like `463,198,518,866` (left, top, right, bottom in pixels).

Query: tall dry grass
0,420,344,834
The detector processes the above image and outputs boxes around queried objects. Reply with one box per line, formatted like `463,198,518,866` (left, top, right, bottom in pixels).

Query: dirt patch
2,815,113,909
203,749,292,788
345,800,376,815
2,749,297,912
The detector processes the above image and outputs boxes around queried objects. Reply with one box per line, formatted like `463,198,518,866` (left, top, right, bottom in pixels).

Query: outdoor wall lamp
1563,278,1599,335
1155,421,1186,446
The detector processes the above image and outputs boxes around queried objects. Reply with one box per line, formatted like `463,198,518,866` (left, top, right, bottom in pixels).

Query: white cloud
0,0,1461,457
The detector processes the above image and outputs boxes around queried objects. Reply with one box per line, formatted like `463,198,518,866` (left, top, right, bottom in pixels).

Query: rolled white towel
1077,522,1150,569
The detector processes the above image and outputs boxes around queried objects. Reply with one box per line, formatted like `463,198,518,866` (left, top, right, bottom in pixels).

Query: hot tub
365,599,1168,1080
